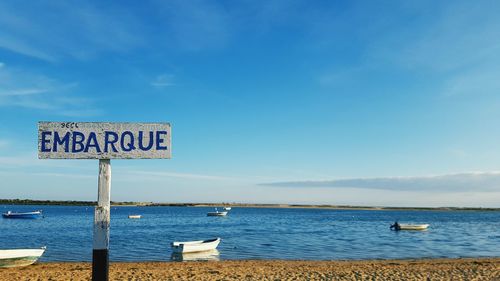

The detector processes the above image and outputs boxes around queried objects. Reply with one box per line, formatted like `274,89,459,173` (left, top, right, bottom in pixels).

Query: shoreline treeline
0,199,499,211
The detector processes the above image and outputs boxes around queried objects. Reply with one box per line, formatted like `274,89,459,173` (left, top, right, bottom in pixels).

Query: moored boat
223,207,231,211
207,211,227,217
399,224,429,230
171,238,221,254
207,208,227,216
128,215,141,219
171,249,220,261
2,211,42,219
0,247,46,268
390,221,429,231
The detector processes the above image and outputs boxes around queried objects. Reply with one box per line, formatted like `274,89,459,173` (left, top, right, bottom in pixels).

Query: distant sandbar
1,199,499,211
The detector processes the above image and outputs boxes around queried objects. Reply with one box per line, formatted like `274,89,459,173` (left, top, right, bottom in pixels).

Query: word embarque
40,131,169,153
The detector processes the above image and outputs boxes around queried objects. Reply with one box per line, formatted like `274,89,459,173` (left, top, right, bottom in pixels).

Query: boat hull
0,248,45,268
207,212,227,217
171,249,220,261
2,211,42,219
0,256,41,268
172,238,221,254
399,224,429,230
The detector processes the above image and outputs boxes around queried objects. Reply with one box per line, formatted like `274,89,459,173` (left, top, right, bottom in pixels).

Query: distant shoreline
1,199,499,211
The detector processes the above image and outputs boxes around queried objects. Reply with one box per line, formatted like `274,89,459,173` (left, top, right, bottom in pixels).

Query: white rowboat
223,207,231,211
399,224,429,230
0,247,46,268
128,215,141,219
171,249,220,261
207,208,227,216
2,210,42,219
171,238,221,254
207,211,227,216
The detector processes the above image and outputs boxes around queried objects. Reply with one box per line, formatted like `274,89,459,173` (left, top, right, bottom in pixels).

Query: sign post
38,122,171,281
93,159,111,281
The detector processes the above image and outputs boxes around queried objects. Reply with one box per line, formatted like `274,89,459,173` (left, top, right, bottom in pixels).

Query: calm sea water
1,205,499,262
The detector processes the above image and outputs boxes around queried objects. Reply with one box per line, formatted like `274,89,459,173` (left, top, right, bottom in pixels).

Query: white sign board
38,122,171,159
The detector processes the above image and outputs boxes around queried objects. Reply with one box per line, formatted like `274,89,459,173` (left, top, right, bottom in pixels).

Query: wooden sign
38,121,172,281
38,122,171,159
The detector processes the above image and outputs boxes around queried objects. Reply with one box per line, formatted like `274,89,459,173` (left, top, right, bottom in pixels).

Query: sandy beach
1,258,499,280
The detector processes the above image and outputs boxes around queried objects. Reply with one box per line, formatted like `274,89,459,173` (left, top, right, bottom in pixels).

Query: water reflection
171,249,220,262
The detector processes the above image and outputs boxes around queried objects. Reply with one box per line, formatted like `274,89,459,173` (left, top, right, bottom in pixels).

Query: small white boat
171,249,220,262
207,211,227,217
0,247,46,268
223,207,231,211
2,210,43,219
207,208,227,216
128,215,141,219
171,238,221,254
399,224,429,230
391,222,429,231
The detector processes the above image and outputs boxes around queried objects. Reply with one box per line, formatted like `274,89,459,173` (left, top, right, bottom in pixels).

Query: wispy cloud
0,154,89,169
124,170,235,181
0,65,99,116
0,1,307,60
441,66,500,97
0,0,244,62
151,74,175,88
58,109,103,117
315,1,500,100
0,88,50,97
31,172,94,179
404,5,499,72
384,3,500,99
0,64,56,97
0,1,144,61
261,172,500,192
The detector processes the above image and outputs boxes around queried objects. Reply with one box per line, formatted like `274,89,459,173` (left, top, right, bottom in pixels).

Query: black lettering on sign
60,122,79,129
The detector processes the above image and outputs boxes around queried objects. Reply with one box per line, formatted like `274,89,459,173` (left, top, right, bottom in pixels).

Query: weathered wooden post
38,122,171,281
93,159,111,280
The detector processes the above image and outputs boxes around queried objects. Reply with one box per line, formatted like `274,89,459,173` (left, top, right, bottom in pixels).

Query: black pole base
92,249,109,281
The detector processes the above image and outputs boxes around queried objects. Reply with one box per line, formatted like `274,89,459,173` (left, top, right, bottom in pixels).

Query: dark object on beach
390,221,401,231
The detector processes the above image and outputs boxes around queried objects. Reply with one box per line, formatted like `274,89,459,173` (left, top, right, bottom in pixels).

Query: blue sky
1,0,500,206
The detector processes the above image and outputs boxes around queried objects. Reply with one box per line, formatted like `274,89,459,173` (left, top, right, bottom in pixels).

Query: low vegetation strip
1,199,499,211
